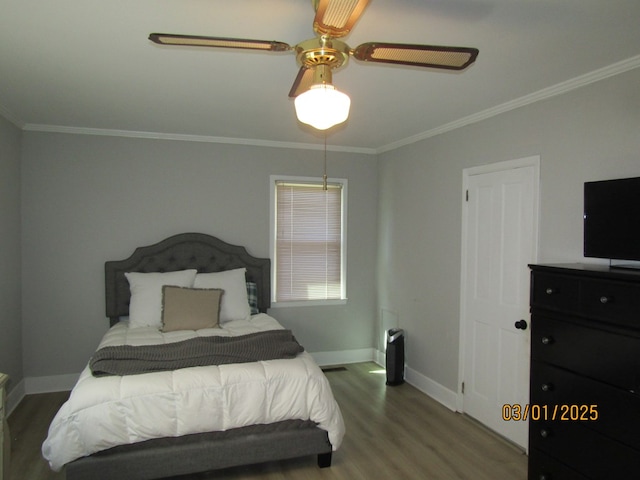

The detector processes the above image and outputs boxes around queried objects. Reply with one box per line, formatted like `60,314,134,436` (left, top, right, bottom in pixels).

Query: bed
42,233,345,480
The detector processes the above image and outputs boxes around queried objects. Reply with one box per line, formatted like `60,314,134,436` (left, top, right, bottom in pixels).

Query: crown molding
377,54,640,154
22,124,377,155
0,103,25,129
14,55,640,156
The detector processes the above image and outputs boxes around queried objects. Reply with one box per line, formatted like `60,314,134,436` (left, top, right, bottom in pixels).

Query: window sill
271,299,347,308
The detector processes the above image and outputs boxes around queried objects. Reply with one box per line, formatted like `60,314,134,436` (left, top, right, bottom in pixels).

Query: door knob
514,319,528,330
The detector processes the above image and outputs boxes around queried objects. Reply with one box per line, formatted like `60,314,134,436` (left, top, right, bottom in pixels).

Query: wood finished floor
7,363,527,480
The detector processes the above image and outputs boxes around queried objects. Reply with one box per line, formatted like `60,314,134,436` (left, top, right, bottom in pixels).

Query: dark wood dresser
528,264,640,479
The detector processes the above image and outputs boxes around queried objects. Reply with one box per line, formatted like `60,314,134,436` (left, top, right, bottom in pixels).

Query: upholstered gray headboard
105,233,271,326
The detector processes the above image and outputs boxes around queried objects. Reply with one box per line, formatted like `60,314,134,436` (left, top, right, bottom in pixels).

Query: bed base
66,420,332,480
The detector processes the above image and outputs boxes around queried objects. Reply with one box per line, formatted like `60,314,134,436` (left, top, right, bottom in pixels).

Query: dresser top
529,263,640,281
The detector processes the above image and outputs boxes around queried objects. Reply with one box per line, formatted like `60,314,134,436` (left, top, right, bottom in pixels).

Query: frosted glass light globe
294,84,351,130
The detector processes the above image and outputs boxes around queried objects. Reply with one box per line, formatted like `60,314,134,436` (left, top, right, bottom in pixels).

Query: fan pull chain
323,133,328,191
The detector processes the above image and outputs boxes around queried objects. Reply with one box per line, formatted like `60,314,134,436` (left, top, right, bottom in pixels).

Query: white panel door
460,159,538,449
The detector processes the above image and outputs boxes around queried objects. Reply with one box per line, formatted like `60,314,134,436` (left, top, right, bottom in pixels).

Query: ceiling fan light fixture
150,0,479,130
294,84,350,130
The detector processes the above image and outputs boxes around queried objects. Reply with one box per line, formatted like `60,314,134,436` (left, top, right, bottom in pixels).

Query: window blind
275,181,344,302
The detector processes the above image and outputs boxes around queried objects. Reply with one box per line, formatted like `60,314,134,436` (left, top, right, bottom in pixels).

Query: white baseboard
310,348,377,366
374,348,385,367
7,373,80,417
6,378,25,417
405,366,458,411
8,350,458,420
373,348,458,412
25,373,79,394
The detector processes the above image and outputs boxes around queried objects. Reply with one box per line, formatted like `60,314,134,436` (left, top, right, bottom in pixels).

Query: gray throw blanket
90,330,304,377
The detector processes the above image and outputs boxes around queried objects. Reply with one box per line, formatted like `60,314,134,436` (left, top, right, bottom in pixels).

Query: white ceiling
1,0,639,153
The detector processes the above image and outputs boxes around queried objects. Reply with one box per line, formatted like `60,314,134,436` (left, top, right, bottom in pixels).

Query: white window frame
269,175,348,307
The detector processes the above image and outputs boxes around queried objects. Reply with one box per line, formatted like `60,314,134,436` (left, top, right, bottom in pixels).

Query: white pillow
194,268,250,322
125,269,197,328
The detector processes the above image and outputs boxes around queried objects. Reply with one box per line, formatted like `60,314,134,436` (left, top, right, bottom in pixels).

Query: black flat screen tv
584,176,640,263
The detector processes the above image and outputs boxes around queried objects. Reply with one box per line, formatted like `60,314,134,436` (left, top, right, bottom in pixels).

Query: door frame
457,156,540,419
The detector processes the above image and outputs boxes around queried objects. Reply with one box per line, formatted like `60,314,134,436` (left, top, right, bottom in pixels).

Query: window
270,176,347,306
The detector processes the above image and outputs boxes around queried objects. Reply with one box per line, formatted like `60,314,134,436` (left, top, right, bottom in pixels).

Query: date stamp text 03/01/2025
501,404,599,422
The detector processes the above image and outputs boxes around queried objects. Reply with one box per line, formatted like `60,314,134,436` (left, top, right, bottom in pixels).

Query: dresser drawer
530,361,640,450
532,269,640,329
529,420,640,479
531,272,580,313
528,448,588,480
531,314,640,393
580,278,640,328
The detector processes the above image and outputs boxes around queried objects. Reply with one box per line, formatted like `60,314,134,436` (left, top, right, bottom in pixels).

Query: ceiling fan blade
313,0,370,38
352,42,479,70
288,67,316,98
149,33,291,52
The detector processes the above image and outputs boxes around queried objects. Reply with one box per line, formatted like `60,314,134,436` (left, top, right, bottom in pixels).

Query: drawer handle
538,475,551,480
541,336,554,345
541,383,554,392
540,428,551,438
545,287,556,295
599,295,613,304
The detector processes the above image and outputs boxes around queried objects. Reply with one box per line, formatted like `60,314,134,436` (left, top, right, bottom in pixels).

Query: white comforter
42,314,345,472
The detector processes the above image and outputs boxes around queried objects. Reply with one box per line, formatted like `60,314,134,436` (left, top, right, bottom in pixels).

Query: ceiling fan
149,0,479,130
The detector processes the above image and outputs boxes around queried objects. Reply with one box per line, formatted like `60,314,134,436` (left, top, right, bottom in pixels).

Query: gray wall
8,65,640,399
20,133,378,377
377,67,640,392
0,116,23,391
